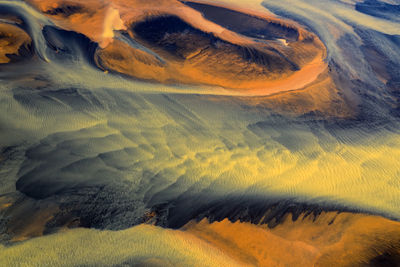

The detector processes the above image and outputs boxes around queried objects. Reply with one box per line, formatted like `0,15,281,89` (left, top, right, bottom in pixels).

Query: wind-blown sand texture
1,0,400,266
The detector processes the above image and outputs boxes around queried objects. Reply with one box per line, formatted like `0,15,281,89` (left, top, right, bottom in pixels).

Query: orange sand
0,23,31,63
183,211,400,266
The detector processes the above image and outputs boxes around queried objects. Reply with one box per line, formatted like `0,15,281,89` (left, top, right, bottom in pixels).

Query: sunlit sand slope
183,212,400,266
1,211,399,266
0,224,244,267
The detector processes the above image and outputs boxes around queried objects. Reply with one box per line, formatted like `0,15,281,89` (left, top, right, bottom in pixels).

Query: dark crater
133,15,298,71
181,1,299,41
133,15,216,59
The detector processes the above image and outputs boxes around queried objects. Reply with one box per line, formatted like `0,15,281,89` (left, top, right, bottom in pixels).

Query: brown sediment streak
8,204,59,242
0,23,31,63
0,197,13,211
0,195,60,242
26,0,328,97
240,69,354,117
183,212,400,266
234,51,327,96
